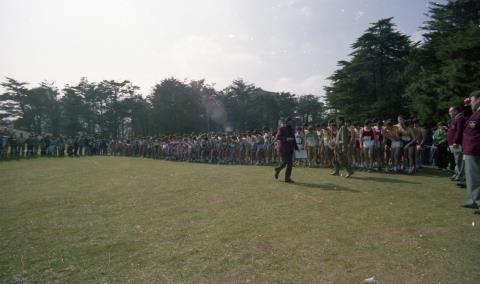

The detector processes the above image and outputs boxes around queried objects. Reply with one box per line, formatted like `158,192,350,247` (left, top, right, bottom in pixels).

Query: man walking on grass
274,117,298,183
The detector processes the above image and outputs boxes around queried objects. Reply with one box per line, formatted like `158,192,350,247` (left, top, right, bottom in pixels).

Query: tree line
0,77,324,137
325,0,480,126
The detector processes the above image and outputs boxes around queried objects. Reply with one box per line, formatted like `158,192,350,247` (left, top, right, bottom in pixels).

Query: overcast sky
0,0,440,97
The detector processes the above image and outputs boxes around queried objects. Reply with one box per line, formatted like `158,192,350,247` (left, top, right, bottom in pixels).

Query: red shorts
355,140,361,149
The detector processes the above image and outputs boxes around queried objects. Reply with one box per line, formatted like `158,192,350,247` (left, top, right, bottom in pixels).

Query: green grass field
1,157,479,283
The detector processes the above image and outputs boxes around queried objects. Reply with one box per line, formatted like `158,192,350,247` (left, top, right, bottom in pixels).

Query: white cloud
288,0,299,7
355,10,365,22
153,35,264,89
272,74,326,96
300,6,313,18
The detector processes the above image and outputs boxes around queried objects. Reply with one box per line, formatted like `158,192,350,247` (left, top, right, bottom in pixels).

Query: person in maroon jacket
447,106,466,182
461,90,480,213
274,117,298,183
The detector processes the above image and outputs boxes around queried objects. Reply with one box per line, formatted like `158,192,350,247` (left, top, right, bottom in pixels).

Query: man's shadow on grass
349,176,420,184
292,182,360,193
413,167,452,178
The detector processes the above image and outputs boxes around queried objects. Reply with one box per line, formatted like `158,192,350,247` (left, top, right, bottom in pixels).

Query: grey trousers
451,148,465,180
464,155,480,206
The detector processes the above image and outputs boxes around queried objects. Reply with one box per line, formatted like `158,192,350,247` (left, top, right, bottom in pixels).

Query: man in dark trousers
274,117,298,183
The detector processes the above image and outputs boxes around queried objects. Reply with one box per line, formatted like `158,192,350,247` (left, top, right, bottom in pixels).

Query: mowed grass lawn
1,157,479,283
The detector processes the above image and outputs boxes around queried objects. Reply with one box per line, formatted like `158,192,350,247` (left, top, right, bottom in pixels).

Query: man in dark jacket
274,117,298,183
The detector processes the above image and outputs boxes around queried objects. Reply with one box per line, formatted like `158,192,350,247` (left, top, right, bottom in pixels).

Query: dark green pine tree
61,85,87,137
325,18,413,121
120,95,152,138
405,0,480,125
296,95,324,124
1,78,61,135
0,77,29,122
149,78,206,135
220,79,257,131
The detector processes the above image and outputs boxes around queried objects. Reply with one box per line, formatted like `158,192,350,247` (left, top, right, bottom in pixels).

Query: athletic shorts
391,140,403,149
306,141,317,147
363,140,375,149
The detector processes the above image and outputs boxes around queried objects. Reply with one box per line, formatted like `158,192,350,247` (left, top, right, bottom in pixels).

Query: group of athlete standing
0,116,434,175
295,115,425,174
273,115,426,182
0,114,420,183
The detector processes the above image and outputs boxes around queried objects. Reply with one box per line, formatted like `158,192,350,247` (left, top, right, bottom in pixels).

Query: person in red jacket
461,91,480,213
447,106,466,182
